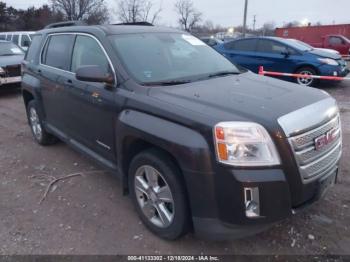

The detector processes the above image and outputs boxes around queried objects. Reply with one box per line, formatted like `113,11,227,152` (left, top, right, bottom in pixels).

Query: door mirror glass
76,65,114,85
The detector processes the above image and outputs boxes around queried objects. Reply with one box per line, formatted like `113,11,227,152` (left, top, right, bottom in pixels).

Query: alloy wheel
297,70,314,86
134,165,175,228
29,107,42,141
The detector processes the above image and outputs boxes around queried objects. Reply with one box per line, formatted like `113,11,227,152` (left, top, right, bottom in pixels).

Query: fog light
244,187,260,218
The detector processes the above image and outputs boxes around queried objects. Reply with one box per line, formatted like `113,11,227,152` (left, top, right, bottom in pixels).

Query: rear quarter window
41,34,75,71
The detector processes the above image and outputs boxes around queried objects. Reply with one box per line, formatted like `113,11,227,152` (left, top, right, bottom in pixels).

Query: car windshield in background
284,39,312,51
0,42,24,56
109,33,240,85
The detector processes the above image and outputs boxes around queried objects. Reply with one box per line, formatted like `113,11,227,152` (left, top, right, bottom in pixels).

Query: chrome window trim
39,32,117,84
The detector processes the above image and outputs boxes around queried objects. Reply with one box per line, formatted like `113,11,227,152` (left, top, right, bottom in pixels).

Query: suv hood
148,72,329,129
308,49,341,59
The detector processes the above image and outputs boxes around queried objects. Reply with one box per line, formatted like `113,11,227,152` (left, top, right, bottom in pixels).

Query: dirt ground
0,79,349,255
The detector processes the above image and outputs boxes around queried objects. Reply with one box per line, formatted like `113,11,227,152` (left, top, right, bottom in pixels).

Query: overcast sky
4,0,350,28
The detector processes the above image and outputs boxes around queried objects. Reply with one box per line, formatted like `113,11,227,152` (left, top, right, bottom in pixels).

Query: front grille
5,64,21,77
289,115,342,182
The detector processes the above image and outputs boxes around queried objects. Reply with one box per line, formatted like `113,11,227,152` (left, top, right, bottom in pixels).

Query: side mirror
281,50,290,57
76,65,114,85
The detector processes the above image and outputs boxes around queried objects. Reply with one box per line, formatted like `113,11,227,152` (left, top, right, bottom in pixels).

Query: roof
38,24,183,36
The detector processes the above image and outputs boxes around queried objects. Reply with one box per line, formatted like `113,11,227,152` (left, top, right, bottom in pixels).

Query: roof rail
113,22,154,26
45,21,87,29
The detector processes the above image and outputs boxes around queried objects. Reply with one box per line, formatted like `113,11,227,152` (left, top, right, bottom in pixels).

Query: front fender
116,109,213,173
116,109,219,218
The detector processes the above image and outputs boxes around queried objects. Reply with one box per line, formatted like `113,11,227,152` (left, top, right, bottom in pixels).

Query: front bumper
318,64,349,78
0,76,21,86
190,166,338,240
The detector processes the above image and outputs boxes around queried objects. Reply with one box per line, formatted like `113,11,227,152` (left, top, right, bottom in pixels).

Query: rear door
221,39,258,71
39,34,76,132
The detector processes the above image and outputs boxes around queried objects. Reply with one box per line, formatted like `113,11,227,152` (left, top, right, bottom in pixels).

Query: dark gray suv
22,22,342,240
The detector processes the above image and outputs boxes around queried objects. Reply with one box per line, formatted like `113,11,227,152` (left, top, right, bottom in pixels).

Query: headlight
318,58,339,66
214,122,280,166
0,67,4,74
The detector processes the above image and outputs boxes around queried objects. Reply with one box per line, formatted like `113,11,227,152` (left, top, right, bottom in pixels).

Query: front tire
294,67,319,87
27,100,57,145
129,149,190,240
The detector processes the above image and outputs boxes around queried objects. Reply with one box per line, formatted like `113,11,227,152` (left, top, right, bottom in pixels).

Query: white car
0,31,35,51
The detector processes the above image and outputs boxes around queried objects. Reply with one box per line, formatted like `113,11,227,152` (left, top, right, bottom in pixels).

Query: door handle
67,79,73,84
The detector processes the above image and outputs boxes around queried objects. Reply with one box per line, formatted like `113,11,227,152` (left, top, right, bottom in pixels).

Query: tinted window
71,35,110,73
12,34,19,45
21,34,31,47
225,39,257,52
0,35,5,40
6,34,12,41
329,37,343,45
25,35,42,62
257,40,287,53
42,34,75,70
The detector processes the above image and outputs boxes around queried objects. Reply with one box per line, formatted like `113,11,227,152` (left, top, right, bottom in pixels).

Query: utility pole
253,15,256,31
242,0,248,37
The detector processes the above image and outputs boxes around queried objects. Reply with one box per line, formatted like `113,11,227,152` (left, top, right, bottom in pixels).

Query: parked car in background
215,36,349,86
0,41,24,88
287,38,340,55
0,31,35,51
275,24,350,55
22,22,342,240
200,37,223,47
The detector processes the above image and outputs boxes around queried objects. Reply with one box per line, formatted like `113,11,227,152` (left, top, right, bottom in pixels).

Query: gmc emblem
314,128,338,151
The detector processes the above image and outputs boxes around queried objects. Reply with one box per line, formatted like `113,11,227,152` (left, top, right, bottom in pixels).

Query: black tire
128,148,190,240
27,100,58,145
294,67,319,87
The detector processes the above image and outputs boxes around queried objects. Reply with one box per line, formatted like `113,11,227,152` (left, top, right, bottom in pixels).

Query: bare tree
116,0,162,24
174,0,202,32
50,0,109,24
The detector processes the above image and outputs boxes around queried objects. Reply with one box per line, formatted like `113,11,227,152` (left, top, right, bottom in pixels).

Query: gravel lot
0,78,349,255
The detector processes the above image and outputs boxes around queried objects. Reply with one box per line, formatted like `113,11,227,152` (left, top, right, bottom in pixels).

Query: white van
0,31,35,51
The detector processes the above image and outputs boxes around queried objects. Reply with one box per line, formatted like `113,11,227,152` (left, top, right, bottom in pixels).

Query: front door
68,34,119,162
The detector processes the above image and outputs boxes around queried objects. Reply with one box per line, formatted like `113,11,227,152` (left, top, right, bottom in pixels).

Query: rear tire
294,67,319,87
128,149,190,240
27,100,58,145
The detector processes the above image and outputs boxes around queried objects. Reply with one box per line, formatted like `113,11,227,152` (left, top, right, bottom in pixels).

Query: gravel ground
0,79,349,255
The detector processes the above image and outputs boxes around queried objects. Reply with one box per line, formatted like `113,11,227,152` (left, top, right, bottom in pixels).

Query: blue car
215,37,349,86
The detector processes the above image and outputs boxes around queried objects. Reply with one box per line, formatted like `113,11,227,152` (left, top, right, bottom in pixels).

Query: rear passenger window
71,35,110,73
12,34,19,45
257,40,287,54
25,35,42,62
6,34,12,41
224,39,257,52
0,35,5,40
42,34,75,71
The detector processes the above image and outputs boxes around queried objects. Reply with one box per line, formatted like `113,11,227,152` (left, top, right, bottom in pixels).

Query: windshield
285,39,312,51
109,33,240,85
0,42,24,56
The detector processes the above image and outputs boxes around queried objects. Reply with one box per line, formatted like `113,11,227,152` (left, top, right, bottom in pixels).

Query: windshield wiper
208,71,240,78
144,80,192,86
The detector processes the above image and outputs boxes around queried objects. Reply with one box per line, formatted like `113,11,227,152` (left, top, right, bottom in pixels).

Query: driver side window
71,35,110,74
